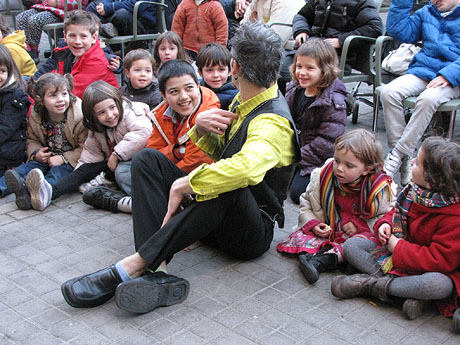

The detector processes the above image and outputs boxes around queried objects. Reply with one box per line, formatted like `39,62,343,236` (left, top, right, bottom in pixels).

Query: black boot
4,170,31,210
115,272,190,313
298,253,338,284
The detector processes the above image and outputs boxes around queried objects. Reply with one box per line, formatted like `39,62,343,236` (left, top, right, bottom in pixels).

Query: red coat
145,86,219,173
376,202,460,312
171,0,228,53
55,41,119,98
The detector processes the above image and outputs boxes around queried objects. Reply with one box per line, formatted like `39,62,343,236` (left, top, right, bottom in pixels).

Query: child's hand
108,153,119,171
234,0,250,19
388,235,401,253
312,223,331,238
108,56,120,71
46,0,58,7
378,223,392,245
35,147,52,163
96,2,106,16
48,155,64,167
295,33,309,46
343,221,358,236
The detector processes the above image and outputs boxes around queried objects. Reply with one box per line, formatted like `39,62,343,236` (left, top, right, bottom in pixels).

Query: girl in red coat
331,137,460,330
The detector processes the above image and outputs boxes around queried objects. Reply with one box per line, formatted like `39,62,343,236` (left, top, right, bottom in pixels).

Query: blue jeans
0,161,73,197
115,161,132,195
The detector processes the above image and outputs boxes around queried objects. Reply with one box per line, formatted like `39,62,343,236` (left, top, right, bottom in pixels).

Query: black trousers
132,149,275,270
52,161,111,199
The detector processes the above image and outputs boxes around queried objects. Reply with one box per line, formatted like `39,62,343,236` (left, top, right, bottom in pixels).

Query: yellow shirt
188,84,296,201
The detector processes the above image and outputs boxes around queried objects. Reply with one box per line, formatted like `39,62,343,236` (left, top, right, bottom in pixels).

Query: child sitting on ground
19,80,152,211
0,17,37,77
153,31,193,77
0,45,30,179
120,49,162,110
277,129,395,284
196,43,238,111
171,0,228,60
3,73,86,209
332,137,460,328
82,59,219,213
285,38,348,204
35,10,119,98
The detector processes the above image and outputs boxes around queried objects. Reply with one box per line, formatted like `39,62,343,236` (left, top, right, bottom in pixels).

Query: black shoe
101,23,118,38
83,186,126,213
298,253,338,284
4,170,31,210
61,265,122,308
115,272,190,314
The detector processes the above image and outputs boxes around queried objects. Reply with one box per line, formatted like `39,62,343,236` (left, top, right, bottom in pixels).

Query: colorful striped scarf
319,161,393,240
377,182,460,273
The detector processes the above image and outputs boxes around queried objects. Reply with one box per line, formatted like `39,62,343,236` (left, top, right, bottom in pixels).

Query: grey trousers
381,73,460,156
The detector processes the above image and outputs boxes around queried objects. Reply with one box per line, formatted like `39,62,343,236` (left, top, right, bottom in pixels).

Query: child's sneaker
101,23,118,38
82,186,126,213
384,150,402,179
26,169,52,211
117,196,132,213
402,298,424,320
400,156,412,186
4,170,31,210
78,172,117,194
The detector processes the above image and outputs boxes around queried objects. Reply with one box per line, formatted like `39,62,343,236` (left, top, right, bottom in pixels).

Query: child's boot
4,170,31,210
331,273,393,302
298,253,338,284
402,299,424,320
453,308,460,333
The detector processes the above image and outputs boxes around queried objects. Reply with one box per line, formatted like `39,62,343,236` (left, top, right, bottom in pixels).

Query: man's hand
35,147,52,163
343,221,358,236
378,223,392,245
312,223,331,238
388,234,401,253
108,56,120,72
48,155,64,167
108,153,119,171
96,2,106,16
162,176,194,226
324,38,340,48
195,109,238,137
427,75,450,88
295,33,309,46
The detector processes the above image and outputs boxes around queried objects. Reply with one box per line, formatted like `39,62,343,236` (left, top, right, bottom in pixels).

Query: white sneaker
117,196,132,213
400,156,412,186
384,150,402,179
26,168,52,211
78,172,117,194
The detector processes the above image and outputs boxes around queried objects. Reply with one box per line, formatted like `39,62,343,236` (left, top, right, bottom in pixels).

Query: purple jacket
286,78,347,176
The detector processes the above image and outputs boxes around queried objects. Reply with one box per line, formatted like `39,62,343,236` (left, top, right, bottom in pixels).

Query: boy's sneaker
384,150,402,179
26,169,52,211
82,186,126,213
4,170,31,210
78,172,117,194
101,23,118,38
117,196,132,213
400,156,412,186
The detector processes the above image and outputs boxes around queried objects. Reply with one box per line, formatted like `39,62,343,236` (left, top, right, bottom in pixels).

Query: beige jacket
26,97,87,167
77,101,152,168
298,158,396,231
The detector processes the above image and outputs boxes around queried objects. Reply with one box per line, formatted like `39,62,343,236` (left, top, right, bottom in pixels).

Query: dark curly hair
421,137,460,196
28,73,76,122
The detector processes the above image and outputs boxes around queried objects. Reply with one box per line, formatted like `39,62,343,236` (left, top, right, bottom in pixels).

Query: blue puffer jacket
200,80,238,111
102,0,157,25
387,0,460,87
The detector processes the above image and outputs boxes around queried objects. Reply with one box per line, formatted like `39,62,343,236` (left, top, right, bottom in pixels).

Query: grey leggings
344,238,454,300
16,9,60,47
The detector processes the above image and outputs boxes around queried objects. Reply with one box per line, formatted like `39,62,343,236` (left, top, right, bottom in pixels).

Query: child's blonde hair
28,73,76,122
290,38,339,90
82,81,126,132
334,129,384,173
153,31,191,75
421,137,460,196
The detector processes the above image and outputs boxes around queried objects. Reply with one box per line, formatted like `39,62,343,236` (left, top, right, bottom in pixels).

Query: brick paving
1,13,460,345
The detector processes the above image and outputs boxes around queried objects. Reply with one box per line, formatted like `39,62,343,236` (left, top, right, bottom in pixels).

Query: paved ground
2,12,460,345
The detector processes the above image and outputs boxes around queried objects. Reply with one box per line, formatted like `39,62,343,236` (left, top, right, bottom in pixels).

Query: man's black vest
220,91,300,228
